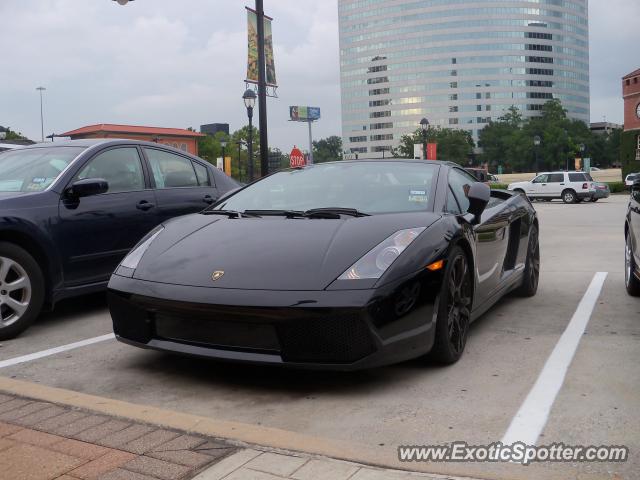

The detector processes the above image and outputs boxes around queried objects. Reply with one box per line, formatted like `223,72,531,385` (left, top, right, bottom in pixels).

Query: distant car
508,171,595,204
625,179,640,296
0,139,239,339
590,167,601,171
488,174,500,182
590,182,610,202
625,173,640,188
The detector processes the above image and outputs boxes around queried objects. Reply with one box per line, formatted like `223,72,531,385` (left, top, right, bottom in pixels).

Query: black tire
591,198,599,202
625,233,640,297
515,225,540,297
562,189,577,204
430,246,473,365
0,243,45,340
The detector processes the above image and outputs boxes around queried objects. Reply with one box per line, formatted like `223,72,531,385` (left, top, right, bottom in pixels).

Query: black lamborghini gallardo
108,160,539,370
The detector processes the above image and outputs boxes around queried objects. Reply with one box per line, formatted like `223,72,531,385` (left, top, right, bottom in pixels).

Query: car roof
304,159,457,168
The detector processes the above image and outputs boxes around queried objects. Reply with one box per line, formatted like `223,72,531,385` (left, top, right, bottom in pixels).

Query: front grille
109,292,153,344
277,315,376,364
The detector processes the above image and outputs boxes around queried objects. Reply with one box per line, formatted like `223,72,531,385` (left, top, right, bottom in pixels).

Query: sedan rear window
0,147,85,192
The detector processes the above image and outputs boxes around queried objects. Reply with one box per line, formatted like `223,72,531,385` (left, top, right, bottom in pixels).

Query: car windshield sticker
31,177,47,184
409,190,428,203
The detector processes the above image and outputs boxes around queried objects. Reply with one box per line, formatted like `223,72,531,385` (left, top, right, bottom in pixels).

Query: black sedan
108,160,539,369
626,179,640,296
0,139,239,339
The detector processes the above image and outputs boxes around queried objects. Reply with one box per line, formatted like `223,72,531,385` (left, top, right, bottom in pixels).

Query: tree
393,126,474,164
312,136,342,163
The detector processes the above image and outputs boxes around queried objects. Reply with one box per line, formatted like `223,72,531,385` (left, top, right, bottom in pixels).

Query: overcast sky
1,1,637,150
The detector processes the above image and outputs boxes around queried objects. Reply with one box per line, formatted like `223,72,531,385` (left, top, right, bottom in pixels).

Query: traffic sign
290,146,305,167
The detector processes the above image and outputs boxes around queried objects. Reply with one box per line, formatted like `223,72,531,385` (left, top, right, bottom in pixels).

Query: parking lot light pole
243,89,257,182
579,143,586,171
220,138,227,170
534,135,541,174
420,118,429,160
36,86,46,142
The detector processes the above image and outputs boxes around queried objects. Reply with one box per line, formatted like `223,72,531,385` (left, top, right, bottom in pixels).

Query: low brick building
622,69,640,175
60,124,205,156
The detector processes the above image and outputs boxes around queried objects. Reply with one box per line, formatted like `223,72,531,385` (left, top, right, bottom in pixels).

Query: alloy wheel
563,191,575,203
0,256,32,328
446,255,472,355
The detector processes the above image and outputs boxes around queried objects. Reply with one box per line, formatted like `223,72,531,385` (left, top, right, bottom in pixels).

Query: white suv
508,171,595,204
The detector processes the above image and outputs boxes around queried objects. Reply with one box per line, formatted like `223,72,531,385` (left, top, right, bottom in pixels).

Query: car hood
133,212,441,290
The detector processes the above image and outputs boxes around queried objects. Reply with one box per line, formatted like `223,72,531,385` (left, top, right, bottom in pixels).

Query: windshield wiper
243,209,306,218
201,210,260,218
304,207,370,218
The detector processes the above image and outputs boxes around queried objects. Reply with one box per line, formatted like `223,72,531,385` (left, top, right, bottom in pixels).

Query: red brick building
60,124,205,156
622,69,640,170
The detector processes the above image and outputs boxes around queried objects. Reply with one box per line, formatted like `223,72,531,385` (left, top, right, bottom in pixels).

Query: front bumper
107,273,439,371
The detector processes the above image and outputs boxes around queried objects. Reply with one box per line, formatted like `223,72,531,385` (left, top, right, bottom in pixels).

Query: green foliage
606,182,626,194
489,183,509,190
393,126,474,164
197,126,261,182
620,130,639,178
312,136,343,163
0,127,30,142
479,100,621,173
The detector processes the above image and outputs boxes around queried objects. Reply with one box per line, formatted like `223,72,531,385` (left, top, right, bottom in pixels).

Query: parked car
625,173,640,188
488,174,500,183
625,179,640,296
0,139,239,339
508,171,595,203
590,182,610,202
108,160,539,370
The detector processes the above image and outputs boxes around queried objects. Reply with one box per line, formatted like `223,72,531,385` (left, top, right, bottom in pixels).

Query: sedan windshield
218,162,438,214
0,147,85,192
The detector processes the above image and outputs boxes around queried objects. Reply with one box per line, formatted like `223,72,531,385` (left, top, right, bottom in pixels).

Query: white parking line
502,272,608,446
0,333,115,369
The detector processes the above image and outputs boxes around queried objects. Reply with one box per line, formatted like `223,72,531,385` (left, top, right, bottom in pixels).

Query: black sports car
108,160,539,370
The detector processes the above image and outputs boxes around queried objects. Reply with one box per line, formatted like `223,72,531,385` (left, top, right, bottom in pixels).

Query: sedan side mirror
66,178,109,198
467,182,490,225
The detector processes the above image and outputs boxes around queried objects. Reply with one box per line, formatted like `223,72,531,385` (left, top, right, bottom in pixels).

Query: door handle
203,195,215,205
560,183,565,186
136,200,155,211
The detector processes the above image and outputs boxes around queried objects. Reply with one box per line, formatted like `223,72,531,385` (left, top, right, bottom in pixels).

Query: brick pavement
0,393,236,480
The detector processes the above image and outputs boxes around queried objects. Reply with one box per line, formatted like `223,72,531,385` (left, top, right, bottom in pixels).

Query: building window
370,110,391,118
449,118,459,125
350,147,367,154
349,136,367,143
370,134,393,141
370,122,393,130
369,88,390,96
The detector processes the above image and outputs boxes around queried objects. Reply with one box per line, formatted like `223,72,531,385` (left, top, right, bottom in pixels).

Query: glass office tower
338,0,590,157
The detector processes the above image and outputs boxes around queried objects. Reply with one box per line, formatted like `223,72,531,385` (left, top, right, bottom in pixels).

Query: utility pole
255,0,269,177
36,86,46,142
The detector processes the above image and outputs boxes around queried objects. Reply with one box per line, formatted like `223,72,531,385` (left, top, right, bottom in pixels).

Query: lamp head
420,118,430,132
243,89,257,110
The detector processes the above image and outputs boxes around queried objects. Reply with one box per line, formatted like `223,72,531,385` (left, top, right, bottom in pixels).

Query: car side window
145,149,198,189
446,187,462,215
449,168,476,214
532,174,548,184
569,173,587,182
192,161,211,187
75,147,144,194
547,173,564,183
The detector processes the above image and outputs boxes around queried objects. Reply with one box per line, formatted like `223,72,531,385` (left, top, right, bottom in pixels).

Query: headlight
338,227,425,280
120,226,164,270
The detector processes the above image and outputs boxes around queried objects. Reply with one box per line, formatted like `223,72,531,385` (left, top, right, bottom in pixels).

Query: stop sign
290,146,306,168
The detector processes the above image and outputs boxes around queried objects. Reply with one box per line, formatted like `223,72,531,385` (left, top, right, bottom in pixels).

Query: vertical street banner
246,8,277,87
427,143,438,160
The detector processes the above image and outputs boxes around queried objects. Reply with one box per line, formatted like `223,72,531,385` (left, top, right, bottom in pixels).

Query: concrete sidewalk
0,392,470,480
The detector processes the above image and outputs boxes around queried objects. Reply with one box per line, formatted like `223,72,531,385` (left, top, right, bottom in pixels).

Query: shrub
490,183,509,190
606,182,626,193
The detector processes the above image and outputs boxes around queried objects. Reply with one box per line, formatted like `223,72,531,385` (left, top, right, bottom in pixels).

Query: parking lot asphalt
0,195,637,479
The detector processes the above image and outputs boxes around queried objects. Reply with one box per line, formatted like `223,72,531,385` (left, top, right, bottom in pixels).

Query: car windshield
0,147,85,192
218,162,438,214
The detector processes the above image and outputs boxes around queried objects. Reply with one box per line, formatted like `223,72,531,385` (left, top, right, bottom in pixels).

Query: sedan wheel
625,234,640,297
431,246,472,364
0,243,44,340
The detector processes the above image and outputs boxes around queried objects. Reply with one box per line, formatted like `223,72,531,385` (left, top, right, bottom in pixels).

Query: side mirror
467,182,490,225
66,178,109,198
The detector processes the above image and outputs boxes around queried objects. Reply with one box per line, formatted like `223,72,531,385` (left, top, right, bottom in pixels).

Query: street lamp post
220,138,227,172
243,89,257,181
255,0,269,178
579,143,586,171
36,86,46,142
533,135,541,174
420,118,429,160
